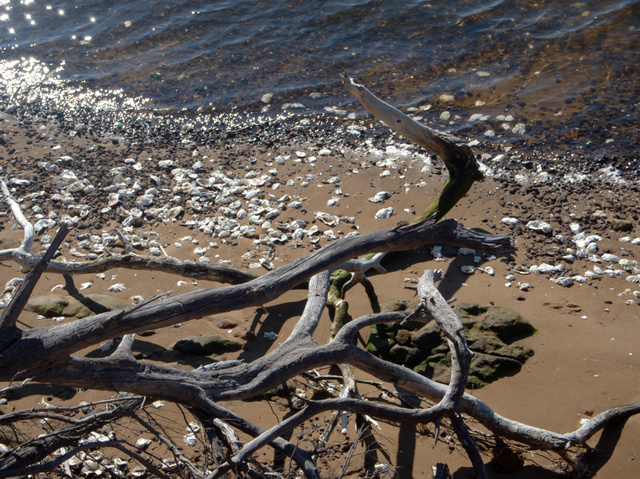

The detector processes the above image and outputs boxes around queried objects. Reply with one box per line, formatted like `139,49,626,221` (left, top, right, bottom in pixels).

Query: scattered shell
526,220,552,234
259,258,274,270
187,422,201,434
602,253,620,263
626,275,640,283
519,283,532,291
107,283,126,292
619,259,638,271
368,191,391,203
375,207,394,219
531,263,564,275
513,265,530,275
183,433,197,447
584,271,600,280
131,466,147,477
315,212,339,226
482,266,495,276
460,265,476,274
135,438,152,449
501,217,520,226
553,277,574,287
264,331,278,341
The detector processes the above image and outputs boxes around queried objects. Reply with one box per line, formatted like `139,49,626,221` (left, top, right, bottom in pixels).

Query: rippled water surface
1,0,638,158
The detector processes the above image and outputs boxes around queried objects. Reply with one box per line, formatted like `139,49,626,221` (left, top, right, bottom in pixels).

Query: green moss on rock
368,302,537,388
173,333,242,355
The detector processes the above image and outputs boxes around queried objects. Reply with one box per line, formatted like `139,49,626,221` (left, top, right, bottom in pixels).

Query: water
1,0,638,159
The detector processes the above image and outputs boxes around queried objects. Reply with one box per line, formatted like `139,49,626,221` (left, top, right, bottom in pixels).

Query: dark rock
492,446,525,473
369,302,536,388
395,329,411,346
389,344,421,366
482,306,536,343
468,352,523,385
380,298,419,312
410,322,442,353
26,294,129,318
213,317,240,329
413,357,451,384
173,333,242,355
608,218,634,232
366,325,395,356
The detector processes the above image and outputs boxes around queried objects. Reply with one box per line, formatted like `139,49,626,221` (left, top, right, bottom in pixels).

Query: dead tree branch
342,74,484,221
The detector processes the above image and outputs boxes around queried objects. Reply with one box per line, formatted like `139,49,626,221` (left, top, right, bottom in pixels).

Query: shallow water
0,0,638,158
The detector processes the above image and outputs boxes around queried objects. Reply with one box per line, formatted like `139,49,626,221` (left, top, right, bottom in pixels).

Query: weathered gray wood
342,74,484,221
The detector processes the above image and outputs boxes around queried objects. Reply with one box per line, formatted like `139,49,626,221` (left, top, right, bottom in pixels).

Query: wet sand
0,106,639,478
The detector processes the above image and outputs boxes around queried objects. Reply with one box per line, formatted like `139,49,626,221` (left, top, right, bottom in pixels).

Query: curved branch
0,179,34,254
342,74,484,221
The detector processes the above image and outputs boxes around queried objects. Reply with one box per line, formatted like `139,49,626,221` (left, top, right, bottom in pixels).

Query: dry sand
0,108,639,478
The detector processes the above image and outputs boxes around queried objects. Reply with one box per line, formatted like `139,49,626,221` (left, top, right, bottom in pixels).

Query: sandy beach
0,104,639,478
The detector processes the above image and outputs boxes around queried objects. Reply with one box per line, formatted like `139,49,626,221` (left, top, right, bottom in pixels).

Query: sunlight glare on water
0,0,638,158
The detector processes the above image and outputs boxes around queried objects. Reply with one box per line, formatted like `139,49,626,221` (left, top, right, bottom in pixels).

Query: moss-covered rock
482,306,537,343
368,302,536,388
468,352,523,385
26,294,129,318
410,322,442,353
172,333,242,355
366,324,396,356
389,344,421,366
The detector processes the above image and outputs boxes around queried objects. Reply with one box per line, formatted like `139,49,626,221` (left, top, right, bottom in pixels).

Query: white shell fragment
501,217,520,226
584,271,600,280
107,283,126,292
478,266,495,276
619,259,638,271
375,207,394,219
530,263,565,275
601,253,620,263
552,277,574,287
526,220,552,233
315,212,340,226
135,438,152,449
183,433,197,447
460,265,476,274
368,191,391,203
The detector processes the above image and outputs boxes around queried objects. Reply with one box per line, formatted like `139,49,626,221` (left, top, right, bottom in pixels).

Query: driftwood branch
342,74,484,221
